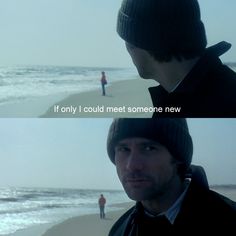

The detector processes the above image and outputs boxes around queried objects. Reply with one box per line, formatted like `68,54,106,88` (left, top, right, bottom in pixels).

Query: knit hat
117,0,207,53
107,118,193,171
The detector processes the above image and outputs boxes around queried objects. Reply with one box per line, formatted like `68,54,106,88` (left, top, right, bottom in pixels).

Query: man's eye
115,147,129,152
144,146,157,151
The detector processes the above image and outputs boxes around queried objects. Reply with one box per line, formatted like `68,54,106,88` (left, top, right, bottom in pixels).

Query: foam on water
0,65,137,106
0,187,129,235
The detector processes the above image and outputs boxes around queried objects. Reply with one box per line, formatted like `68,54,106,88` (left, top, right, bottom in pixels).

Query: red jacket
99,197,106,206
101,76,107,85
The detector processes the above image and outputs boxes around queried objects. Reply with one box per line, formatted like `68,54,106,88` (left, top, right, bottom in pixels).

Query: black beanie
107,118,193,171
117,0,207,53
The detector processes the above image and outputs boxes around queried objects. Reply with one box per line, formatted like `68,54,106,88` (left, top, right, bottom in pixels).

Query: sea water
0,187,129,235
0,65,137,106
0,64,235,107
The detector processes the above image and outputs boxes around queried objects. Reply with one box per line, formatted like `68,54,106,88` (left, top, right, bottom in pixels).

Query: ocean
0,64,235,108
0,65,137,106
0,187,130,235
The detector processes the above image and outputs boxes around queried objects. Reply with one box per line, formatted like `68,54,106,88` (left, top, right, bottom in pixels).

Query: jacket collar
148,41,231,106
117,179,210,235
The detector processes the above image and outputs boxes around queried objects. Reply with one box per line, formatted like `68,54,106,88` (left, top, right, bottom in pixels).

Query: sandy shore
41,78,157,118
0,78,157,118
6,188,236,236
2,202,135,236
41,188,236,236
0,93,68,118
41,202,135,236
2,223,54,236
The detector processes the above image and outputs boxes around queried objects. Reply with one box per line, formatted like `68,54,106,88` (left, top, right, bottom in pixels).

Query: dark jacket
149,41,236,118
108,180,236,235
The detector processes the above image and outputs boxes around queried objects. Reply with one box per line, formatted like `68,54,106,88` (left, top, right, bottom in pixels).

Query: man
117,0,236,117
98,194,106,219
107,118,236,234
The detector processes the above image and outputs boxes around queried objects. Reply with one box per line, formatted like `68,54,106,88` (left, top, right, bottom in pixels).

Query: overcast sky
0,118,235,190
0,0,236,67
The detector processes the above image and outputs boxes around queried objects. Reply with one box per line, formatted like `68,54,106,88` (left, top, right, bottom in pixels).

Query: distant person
116,0,236,117
100,71,107,96
98,194,106,219
106,118,236,235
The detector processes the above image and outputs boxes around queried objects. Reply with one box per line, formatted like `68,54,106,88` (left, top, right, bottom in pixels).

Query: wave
0,187,128,235
0,203,83,215
0,65,136,105
0,197,19,202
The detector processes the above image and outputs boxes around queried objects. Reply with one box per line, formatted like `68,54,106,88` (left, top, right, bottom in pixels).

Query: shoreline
41,78,157,118
0,93,69,118
1,223,54,236
41,202,135,236
41,189,236,236
3,187,236,236
0,66,235,118
1,202,135,236
0,78,157,118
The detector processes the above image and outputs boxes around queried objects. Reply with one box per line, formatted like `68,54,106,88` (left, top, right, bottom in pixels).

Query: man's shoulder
205,190,236,226
176,181,236,228
208,189,236,213
188,180,236,212
213,62,236,84
190,181,236,219
208,63,236,103
109,206,135,236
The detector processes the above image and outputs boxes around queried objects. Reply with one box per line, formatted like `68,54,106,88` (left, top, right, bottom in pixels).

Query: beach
2,223,54,236
0,93,68,118
41,78,157,118
2,187,236,236
41,187,236,236
0,78,157,118
0,187,130,236
1,65,235,118
41,202,134,236
0,65,158,118
3,202,135,236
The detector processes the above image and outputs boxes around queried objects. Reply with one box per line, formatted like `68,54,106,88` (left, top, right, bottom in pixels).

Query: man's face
114,137,179,201
125,42,158,79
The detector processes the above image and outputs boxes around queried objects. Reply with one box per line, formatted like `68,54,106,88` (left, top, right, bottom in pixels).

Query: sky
0,0,236,67
0,118,235,190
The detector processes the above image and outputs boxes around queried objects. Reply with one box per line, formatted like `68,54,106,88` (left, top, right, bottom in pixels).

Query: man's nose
126,149,144,171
